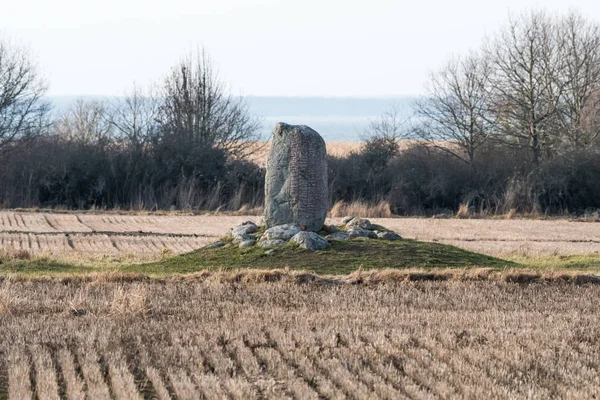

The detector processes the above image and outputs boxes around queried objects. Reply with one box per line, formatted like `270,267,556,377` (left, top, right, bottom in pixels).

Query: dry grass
456,202,471,219
0,277,599,398
108,284,149,316
0,282,20,316
0,249,31,261
329,200,392,218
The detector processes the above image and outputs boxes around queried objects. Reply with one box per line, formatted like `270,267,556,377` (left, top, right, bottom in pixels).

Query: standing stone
265,123,328,232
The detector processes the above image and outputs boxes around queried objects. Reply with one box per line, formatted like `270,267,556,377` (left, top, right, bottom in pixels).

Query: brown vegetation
0,277,598,398
329,200,392,218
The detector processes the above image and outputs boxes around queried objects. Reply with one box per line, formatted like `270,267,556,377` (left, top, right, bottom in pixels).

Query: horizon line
46,94,422,99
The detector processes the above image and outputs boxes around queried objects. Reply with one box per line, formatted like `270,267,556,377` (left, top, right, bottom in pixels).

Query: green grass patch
7,241,600,278
519,255,600,271
124,239,514,276
0,257,100,276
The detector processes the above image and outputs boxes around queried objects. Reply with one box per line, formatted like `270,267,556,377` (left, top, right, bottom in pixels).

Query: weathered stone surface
378,231,402,241
232,221,258,237
264,123,328,232
325,232,350,241
261,224,301,242
347,227,377,239
258,239,285,248
232,233,252,244
342,216,356,224
346,218,372,230
290,231,331,252
239,239,256,248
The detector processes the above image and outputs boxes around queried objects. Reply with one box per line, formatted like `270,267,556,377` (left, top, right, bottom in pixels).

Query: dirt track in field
0,211,599,261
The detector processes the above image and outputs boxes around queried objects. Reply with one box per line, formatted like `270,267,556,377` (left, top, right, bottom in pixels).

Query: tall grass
329,200,392,218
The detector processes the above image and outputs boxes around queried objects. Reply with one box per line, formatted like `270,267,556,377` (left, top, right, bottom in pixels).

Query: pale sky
1,0,599,97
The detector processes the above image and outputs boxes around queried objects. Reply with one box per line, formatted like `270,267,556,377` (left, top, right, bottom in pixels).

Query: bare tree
579,87,600,149
364,103,406,143
158,49,261,157
361,104,407,172
486,11,565,164
0,37,50,153
55,99,112,145
555,12,600,149
412,51,494,166
109,85,160,152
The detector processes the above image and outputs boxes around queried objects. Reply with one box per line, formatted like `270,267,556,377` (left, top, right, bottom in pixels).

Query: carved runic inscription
289,132,322,222
264,123,328,232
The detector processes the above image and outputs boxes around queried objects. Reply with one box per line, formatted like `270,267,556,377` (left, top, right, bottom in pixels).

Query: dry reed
329,200,392,218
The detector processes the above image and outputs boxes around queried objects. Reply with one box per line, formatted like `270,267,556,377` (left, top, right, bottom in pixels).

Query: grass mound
126,239,513,276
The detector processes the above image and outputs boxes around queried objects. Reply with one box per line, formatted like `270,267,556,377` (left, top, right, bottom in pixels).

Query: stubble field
1,211,599,263
0,278,599,399
1,211,600,398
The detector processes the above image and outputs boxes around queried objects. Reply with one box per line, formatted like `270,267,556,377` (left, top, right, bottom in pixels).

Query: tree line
332,10,600,216
1,10,600,215
0,48,264,210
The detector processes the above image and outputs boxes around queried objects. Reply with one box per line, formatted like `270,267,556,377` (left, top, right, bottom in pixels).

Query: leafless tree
412,52,494,166
109,85,160,152
158,49,261,157
579,88,600,149
364,103,406,142
486,11,565,164
555,12,600,150
55,99,112,145
360,104,407,171
0,37,50,153
364,103,406,149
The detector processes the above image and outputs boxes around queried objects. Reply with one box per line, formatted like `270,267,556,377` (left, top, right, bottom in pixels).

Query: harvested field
0,278,598,399
0,211,599,262
368,218,600,258
0,212,252,262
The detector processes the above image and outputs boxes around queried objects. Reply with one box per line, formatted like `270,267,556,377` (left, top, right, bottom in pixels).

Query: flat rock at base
346,218,372,230
378,231,402,240
239,239,256,248
207,242,227,249
347,227,377,239
342,216,356,224
325,232,350,241
264,249,277,255
232,221,258,237
261,224,301,241
290,231,331,252
258,239,285,248
264,123,328,232
232,233,253,244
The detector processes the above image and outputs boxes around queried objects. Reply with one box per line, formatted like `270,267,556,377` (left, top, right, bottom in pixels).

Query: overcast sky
1,0,599,97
